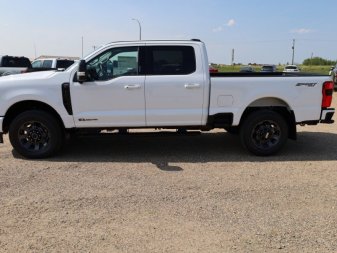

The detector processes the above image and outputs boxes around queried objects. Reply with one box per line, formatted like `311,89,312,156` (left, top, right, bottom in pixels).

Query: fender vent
61,83,73,115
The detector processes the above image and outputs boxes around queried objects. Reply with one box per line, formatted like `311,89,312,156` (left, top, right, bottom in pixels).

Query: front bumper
320,108,335,124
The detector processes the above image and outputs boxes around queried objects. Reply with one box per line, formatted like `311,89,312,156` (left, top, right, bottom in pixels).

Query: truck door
70,46,146,127
144,45,205,126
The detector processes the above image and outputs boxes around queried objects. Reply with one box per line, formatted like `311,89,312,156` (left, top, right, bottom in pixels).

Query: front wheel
240,110,288,156
9,110,63,159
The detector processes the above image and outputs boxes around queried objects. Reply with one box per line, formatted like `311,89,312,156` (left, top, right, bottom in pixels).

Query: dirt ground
1,97,337,253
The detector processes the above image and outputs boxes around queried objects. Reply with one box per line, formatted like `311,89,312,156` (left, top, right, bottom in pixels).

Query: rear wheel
9,110,63,158
240,110,288,156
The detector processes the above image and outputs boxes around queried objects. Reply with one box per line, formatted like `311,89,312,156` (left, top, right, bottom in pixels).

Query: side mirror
77,60,87,83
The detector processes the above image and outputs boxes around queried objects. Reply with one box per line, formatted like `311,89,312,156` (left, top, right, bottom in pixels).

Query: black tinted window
146,46,196,75
56,60,74,69
1,56,31,68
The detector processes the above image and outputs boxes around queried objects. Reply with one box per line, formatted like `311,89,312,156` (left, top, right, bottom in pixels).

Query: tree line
303,57,336,66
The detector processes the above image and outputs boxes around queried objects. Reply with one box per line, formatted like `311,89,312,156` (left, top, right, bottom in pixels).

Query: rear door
144,45,205,126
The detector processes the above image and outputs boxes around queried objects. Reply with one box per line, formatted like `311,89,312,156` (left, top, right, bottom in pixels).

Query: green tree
303,57,336,66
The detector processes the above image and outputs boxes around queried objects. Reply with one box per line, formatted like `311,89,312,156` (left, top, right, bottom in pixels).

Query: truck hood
0,70,58,82
0,70,71,90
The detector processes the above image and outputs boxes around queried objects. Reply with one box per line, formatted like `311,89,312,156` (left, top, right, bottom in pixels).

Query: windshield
83,45,104,60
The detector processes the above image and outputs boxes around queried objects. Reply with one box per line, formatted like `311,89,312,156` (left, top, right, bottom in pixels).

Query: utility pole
231,48,235,65
132,18,142,40
291,39,295,65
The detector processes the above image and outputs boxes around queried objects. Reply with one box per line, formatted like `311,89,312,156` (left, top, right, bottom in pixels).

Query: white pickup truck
0,40,334,158
31,58,75,70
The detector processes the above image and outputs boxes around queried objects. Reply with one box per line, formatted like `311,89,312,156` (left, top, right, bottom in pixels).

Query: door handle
124,84,141,90
184,83,201,89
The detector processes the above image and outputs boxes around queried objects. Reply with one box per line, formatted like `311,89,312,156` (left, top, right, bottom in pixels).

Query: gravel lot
1,97,337,253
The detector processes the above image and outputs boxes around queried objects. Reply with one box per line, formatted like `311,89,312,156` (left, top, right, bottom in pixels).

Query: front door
71,46,146,128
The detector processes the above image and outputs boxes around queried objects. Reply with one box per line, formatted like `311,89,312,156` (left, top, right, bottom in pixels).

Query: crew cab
0,40,334,158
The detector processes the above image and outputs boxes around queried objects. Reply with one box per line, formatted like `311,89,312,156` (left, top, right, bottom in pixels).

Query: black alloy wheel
9,110,63,158
240,110,288,156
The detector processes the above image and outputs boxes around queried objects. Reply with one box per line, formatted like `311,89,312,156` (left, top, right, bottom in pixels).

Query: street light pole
132,18,142,40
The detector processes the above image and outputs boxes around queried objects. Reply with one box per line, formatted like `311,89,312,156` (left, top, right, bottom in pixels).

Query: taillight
322,81,333,108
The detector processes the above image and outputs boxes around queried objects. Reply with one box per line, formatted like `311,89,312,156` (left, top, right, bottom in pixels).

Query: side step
77,130,202,137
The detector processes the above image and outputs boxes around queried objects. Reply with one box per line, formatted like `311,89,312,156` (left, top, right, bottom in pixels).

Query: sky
1,0,336,65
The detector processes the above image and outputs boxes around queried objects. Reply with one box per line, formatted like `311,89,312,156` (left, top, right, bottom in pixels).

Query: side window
32,60,43,68
42,60,53,68
86,47,139,81
146,46,196,75
56,60,74,69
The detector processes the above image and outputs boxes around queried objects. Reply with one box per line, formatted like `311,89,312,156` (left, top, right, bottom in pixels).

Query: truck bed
210,72,328,77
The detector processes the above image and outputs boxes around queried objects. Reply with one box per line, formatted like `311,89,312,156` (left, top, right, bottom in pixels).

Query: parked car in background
260,65,277,72
0,55,32,76
31,58,75,70
209,65,218,73
239,66,255,73
283,65,300,73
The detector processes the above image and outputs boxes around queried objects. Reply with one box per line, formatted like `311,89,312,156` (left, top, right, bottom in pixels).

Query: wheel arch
239,97,296,140
3,100,65,134
247,97,292,109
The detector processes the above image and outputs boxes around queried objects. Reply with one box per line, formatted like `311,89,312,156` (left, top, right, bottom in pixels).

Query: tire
240,110,288,156
9,110,63,159
224,126,239,135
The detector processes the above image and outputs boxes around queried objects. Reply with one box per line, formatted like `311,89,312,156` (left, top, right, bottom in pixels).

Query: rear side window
1,56,31,68
145,46,196,75
56,60,74,69
42,60,53,68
